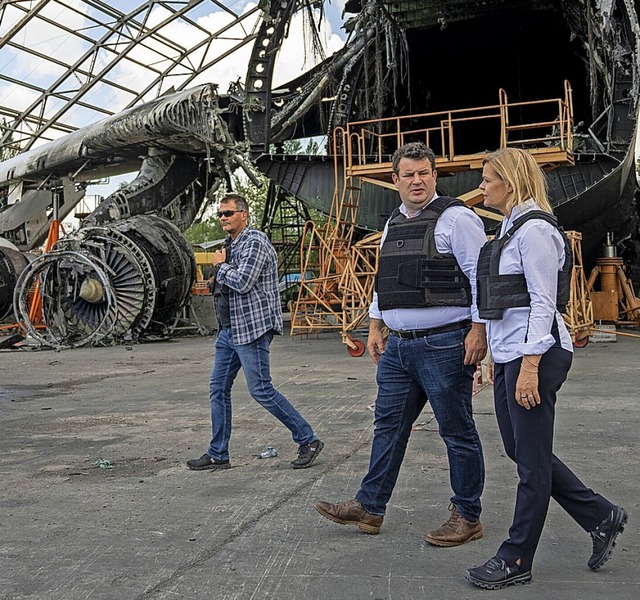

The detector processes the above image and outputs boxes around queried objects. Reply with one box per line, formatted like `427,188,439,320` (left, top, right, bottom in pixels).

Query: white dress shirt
369,195,487,331
487,199,573,363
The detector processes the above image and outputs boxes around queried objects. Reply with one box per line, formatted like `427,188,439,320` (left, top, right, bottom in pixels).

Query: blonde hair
482,148,553,214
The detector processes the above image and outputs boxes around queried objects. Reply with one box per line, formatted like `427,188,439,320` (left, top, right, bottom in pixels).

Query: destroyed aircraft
258,0,640,269
1,0,639,348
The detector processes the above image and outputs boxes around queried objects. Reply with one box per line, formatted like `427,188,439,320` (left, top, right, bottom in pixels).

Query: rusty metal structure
1,1,640,349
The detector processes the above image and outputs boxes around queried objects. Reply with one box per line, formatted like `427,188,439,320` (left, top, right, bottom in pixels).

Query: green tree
183,219,225,244
228,172,270,226
185,137,326,245
271,137,324,156
0,119,20,161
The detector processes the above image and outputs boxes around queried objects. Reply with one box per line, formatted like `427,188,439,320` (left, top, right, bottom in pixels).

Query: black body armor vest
376,196,472,311
477,210,572,319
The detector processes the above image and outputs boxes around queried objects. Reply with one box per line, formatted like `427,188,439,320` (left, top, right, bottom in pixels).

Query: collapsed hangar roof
0,0,263,153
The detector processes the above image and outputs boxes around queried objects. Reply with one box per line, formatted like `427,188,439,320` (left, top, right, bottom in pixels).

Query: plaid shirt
214,226,283,345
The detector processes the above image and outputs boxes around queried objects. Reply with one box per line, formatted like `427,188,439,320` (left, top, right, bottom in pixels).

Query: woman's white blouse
487,200,574,363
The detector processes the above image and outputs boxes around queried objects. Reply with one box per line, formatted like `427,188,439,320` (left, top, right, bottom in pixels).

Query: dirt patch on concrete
35,455,172,482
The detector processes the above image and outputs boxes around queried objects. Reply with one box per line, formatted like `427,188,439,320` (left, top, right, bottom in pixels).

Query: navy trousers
493,346,614,571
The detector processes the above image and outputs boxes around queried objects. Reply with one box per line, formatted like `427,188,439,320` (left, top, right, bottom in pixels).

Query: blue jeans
355,327,484,520
207,328,318,461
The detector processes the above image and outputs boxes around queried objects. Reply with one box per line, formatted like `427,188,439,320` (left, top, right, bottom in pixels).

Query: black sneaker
186,453,230,471
588,505,628,570
291,439,324,469
466,556,532,590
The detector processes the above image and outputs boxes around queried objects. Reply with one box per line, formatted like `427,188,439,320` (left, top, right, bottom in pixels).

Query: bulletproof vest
376,196,472,311
477,210,572,319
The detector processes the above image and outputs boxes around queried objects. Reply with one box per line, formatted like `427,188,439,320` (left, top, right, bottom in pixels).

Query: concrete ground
0,328,638,600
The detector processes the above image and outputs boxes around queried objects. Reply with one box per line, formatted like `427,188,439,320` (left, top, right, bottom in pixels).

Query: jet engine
13,215,195,349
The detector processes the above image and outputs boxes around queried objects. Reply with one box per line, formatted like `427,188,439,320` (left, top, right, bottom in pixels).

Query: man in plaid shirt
187,193,324,471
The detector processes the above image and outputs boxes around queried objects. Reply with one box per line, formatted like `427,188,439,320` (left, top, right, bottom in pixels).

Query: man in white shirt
315,143,487,545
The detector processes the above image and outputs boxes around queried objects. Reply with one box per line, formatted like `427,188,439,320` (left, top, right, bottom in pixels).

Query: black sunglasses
217,209,244,218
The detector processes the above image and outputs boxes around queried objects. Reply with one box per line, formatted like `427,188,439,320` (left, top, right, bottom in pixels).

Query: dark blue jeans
207,328,318,461
494,347,613,571
356,327,485,520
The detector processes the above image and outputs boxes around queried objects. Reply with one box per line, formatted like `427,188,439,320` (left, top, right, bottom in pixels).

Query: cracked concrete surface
1,330,638,599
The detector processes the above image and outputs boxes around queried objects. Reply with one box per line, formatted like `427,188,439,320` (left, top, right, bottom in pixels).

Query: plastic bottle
257,446,278,458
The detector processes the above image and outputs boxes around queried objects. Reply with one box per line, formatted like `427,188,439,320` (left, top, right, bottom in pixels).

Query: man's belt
389,319,471,339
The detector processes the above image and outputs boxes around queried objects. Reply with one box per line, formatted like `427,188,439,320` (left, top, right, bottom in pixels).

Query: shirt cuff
516,333,556,356
369,307,383,320
470,305,485,323
369,293,382,320
214,263,227,280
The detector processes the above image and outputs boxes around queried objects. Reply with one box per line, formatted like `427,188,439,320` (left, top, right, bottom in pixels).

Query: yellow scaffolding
290,82,576,354
563,231,594,346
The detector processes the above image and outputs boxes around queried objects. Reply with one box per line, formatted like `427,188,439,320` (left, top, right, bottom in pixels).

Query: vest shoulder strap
388,206,401,222
498,210,559,250
423,196,466,218
388,196,466,224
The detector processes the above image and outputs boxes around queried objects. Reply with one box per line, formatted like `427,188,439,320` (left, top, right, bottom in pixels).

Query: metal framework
290,82,577,352
0,0,262,151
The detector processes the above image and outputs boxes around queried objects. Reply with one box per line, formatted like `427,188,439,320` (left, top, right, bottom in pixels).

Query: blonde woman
466,148,626,589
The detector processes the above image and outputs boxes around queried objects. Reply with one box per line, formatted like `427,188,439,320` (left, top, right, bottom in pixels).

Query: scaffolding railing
346,80,574,176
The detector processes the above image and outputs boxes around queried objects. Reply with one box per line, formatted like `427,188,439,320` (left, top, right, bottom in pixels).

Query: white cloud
107,2,347,94
273,9,346,86
2,0,91,80
0,83,40,117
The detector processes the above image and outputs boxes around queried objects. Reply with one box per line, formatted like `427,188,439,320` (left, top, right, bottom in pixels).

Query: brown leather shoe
424,504,483,547
315,499,383,534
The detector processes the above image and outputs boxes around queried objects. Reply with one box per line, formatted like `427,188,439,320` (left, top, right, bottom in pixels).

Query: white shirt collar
398,193,441,219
